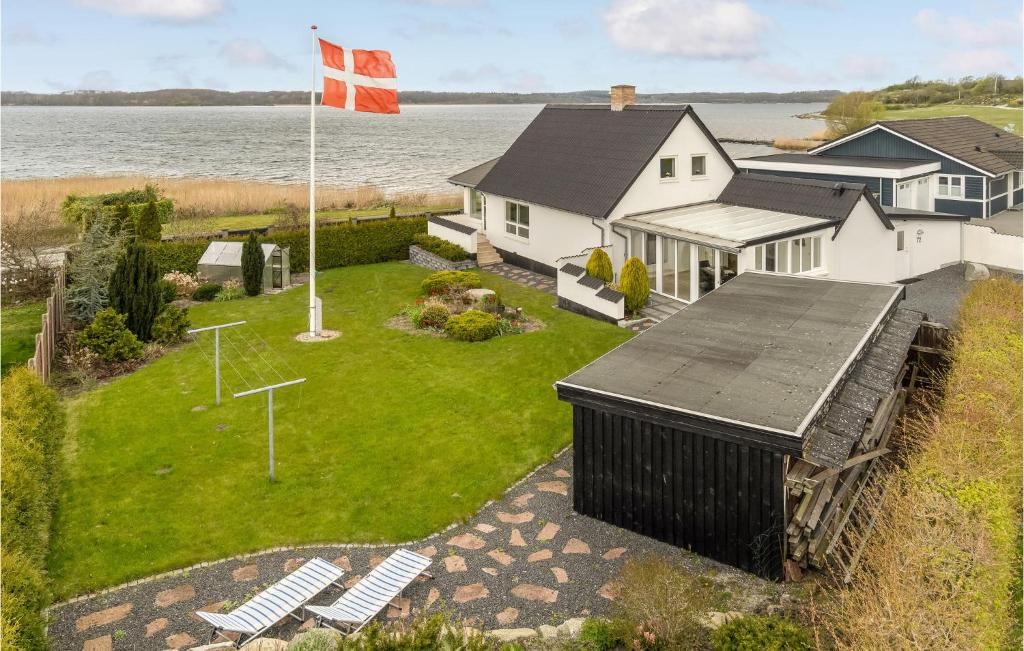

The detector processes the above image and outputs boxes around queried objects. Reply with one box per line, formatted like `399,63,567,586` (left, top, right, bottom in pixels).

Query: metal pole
309,25,319,336
268,388,275,482
214,328,221,405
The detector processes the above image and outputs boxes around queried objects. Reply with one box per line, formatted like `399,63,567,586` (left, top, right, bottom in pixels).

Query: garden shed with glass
198,241,290,292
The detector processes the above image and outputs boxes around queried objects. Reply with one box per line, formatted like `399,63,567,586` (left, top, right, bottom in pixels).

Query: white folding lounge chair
196,557,345,647
306,549,432,634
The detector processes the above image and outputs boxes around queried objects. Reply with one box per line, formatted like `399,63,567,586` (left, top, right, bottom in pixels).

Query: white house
433,86,973,318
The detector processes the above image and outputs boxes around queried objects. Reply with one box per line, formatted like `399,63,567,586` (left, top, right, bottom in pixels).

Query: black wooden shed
555,272,922,579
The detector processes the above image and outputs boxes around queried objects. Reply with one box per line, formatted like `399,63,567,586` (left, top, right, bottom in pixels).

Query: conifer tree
619,256,650,315
585,248,614,284
241,232,265,296
136,199,162,242
107,243,161,341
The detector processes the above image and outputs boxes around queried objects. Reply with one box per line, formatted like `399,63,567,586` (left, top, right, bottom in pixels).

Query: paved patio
49,452,784,651
483,263,556,295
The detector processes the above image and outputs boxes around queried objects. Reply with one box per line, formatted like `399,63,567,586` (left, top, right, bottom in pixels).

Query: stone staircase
476,233,503,267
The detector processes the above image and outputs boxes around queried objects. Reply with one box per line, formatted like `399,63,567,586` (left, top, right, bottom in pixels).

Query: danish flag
319,37,399,114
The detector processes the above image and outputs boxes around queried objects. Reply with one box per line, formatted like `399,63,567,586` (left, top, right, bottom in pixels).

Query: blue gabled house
737,116,1023,219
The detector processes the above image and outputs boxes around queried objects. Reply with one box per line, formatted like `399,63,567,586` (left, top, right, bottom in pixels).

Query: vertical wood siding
822,129,980,176
572,404,787,579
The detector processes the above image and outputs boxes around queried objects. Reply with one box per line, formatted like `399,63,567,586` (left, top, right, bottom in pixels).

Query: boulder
964,262,990,281
486,628,537,642
557,617,586,638
239,639,288,651
466,288,496,302
538,624,560,639
702,611,745,630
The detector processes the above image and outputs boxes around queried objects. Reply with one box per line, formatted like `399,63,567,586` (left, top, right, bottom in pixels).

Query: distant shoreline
1,88,840,107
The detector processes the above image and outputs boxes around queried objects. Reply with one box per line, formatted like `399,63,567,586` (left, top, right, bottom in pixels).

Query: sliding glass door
628,230,732,303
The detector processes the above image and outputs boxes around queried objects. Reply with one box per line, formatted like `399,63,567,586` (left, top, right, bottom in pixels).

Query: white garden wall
964,224,1023,272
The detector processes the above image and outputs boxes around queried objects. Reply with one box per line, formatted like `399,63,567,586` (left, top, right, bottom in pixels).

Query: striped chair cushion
307,549,430,626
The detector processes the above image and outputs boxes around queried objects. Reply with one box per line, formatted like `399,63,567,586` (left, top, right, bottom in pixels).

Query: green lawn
882,104,1022,133
1,301,46,375
49,262,630,598
163,205,459,237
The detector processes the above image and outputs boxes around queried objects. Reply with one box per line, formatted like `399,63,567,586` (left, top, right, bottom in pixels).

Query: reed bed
1,176,460,221
822,277,1023,650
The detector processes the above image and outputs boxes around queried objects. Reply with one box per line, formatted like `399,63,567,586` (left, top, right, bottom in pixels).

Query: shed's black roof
557,273,904,436
474,104,737,219
448,157,500,188
719,174,893,228
738,153,934,169
882,205,968,221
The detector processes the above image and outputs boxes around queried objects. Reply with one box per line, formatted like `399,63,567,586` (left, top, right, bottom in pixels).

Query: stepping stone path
48,451,779,651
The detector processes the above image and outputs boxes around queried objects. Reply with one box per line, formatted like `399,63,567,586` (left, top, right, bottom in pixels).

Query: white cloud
78,70,118,90
219,39,292,69
840,55,890,79
4,24,51,45
938,48,1016,74
603,0,773,60
74,0,225,24
914,9,1021,47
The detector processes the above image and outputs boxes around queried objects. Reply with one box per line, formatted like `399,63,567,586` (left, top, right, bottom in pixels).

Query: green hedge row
63,198,174,226
148,217,428,275
1,367,67,650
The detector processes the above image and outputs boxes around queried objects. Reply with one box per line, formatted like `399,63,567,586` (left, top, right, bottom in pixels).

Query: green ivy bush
78,309,144,363
444,310,499,342
192,282,222,301
1,368,65,651
412,233,469,261
421,270,482,296
586,248,614,284
711,616,813,651
413,302,450,329
151,306,191,345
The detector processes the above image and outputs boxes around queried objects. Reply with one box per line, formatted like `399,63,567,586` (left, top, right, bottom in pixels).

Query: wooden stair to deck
476,233,503,267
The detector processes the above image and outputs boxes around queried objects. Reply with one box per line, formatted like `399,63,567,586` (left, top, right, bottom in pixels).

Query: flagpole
308,25,319,336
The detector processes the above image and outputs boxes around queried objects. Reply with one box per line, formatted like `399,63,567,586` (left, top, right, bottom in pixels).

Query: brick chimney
610,84,636,111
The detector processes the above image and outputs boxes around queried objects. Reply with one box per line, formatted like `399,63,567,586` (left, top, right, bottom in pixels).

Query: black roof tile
718,173,874,222
447,157,500,188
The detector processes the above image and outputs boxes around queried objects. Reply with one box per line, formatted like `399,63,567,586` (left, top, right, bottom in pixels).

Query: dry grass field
1,176,460,222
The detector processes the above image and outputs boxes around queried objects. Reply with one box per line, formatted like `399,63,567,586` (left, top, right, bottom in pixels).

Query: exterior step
476,232,503,266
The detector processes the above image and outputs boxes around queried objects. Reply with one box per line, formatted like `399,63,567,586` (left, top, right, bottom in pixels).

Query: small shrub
579,618,620,650
156,278,177,305
421,270,481,296
388,205,397,219
711,616,813,651
163,271,202,297
619,256,650,315
586,248,614,284
108,243,162,341
137,199,162,242
413,233,469,262
0,549,49,651
287,628,341,651
78,308,144,363
241,232,265,296
336,611,491,650
611,555,717,650
151,306,191,345
192,282,222,301
413,301,450,329
444,309,499,342
214,279,245,302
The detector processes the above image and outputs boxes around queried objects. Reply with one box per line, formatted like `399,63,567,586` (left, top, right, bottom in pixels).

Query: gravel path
49,451,780,651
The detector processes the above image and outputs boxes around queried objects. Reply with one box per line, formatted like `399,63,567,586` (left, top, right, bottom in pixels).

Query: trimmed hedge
412,233,469,261
1,367,66,651
63,197,174,227
421,270,482,296
147,217,428,275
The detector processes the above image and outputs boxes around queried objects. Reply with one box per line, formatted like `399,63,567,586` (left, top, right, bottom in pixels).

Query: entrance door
914,178,929,210
272,250,283,288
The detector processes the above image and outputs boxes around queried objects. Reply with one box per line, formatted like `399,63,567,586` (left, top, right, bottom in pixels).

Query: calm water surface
1,104,826,192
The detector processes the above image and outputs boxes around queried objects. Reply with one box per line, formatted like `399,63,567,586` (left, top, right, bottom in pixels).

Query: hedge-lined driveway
49,262,632,598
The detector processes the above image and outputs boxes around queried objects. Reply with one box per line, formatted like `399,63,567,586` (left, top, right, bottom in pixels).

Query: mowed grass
49,262,631,598
162,205,457,237
1,301,46,375
882,104,1023,133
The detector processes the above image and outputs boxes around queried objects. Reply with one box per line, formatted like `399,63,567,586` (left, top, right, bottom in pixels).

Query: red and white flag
319,38,399,114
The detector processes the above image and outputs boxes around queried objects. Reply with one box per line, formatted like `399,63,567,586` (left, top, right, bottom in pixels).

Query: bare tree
0,201,72,302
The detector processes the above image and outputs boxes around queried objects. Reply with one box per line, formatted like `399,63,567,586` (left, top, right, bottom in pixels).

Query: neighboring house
435,86,970,314
737,116,1024,218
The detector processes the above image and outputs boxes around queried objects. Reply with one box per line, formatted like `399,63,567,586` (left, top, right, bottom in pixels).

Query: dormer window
659,156,676,180
691,154,707,178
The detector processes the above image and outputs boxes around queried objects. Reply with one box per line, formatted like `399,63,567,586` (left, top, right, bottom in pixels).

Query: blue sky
3,0,1022,93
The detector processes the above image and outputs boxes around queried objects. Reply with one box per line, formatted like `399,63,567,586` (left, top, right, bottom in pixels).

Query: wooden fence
26,264,66,384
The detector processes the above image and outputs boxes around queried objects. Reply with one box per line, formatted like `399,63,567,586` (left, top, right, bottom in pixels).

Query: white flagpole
308,24,319,336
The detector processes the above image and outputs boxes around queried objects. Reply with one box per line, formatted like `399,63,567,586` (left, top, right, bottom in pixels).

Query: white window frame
937,175,964,199
690,153,708,179
753,236,824,274
659,156,677,181
504,201,530,240
1013,171,1022,190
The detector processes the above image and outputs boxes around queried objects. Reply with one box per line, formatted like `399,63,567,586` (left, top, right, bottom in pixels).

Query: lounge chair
196,557,345,647
306,549,432,634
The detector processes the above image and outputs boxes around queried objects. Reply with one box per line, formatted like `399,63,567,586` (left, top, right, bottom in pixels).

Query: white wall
964,224,1024,271
831,201,899,283
556,262,625,321
479,194,604,271
427,220,477,254
889,218,962,278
